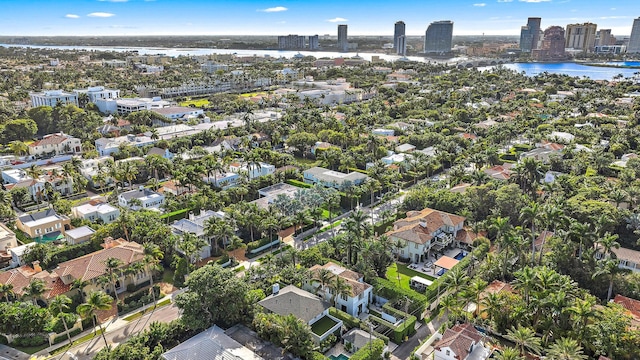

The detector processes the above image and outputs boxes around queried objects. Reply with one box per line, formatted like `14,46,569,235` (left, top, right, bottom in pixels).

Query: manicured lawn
385,263,435,291
293,157,321,167
13,343,49,355
179,98,210,107
311,315,338,336
239,91,267,98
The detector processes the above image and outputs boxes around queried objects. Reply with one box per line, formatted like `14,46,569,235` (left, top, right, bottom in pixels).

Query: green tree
546,337,588,360
49,295,75,348
77,290,113,350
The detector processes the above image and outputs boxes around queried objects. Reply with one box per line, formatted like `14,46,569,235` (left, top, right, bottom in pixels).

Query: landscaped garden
385,263,435,292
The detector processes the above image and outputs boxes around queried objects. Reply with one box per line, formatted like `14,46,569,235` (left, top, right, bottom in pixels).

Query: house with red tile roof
53,238,150,296
305,262,373,317
484,164,514,181
613,294,640,327
434,323,490,360
0,261,70,302
28,133,82,156
386,208,466,263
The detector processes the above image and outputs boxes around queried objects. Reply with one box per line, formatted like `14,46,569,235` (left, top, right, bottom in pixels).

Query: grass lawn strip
311,315,338,336
385,263,435,292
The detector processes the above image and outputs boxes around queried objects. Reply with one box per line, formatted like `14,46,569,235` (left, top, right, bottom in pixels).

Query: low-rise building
16,209,70,240
29,90,78,107
228,162,276,180
306,262,372,317
151,106,204,120
73,86,120,103
596,246,640,273
0,223,17,267
162,325,263,360
386,208,468,263
433,323,490,360
8,243,36,268
171,210,226,260
303,167,368,189
118,187,165,210
64,226,95,245
72,200,120,224
28,133,82,156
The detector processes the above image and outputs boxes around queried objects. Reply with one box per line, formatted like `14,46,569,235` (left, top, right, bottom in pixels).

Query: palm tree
513,267,536,306
49,295,75,348
23,278,48,305
143,242,163,305
566,297,596,344
204,217,235,255
546,337,588,360
592,258,621,301
103,257,124,303
329,276,350,308
77,290,113,350
71,279,90,303
179,232,208,272
9,141,29,156
505,325,542,356
0,283,14,302
520,202,540,264
315,268,334,295
494,347,525,360
25,164,43,180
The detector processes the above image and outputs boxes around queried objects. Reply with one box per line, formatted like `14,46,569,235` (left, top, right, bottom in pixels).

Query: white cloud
258,6,288,13
474,3,486,6
327,17,348,23
87,12,115,17
65,14,80,18
519,0,551,2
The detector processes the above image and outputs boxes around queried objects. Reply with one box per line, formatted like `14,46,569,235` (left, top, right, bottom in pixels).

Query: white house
203,172,240,189
596,246,640,273
28,133,82,156
306,262,373,317
64,226,95,245
0,223,17,268
372,128,395,136
162,325,262,360
303,167,368,189
29,90,78,107
118,187,165,210
171,210,226,260
386,208,470,263
2,169,31,184
73,86,120,103
434,323,490,360
72,200,120,224
8,243,36,268
152,106,205,120
228,161,276,180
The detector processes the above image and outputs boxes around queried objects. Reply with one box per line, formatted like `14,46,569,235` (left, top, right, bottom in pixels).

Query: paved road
392,316,444,360
64,303,181,360
0,345,29,360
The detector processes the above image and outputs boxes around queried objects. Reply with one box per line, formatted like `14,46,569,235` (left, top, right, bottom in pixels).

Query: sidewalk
37,290,185,358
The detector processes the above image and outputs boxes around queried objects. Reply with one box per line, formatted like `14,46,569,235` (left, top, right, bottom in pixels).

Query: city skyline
0,0,639,37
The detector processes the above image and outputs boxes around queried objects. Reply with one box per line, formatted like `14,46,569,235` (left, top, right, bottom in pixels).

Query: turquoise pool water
329,354,350,360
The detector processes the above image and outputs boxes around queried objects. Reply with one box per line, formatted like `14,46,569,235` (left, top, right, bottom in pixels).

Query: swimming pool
329,354,350,360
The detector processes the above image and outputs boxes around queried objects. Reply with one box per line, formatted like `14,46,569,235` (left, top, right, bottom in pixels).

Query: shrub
329,307,360,329
309,351,329,360
53,328,82,344
373,277,429,316
350,339,385,360
13,335,46,347
285,179,313,189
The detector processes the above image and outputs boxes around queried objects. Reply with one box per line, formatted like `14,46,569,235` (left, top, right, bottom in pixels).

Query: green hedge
381,304,417,341
160,208,192,222
373,277,429,315
350,338,385,360
309,351,330,360
329,307,360,329
53,328,82,344
246,237,279,252
358,323,390,345
285,179,313,189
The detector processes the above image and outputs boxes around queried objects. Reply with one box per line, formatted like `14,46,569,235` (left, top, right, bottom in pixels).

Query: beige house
16,209,70,240
28,133,82,156
0,223,17,267
53,238,150,295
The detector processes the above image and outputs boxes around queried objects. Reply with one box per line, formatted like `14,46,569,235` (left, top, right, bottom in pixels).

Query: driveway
0,345,29,360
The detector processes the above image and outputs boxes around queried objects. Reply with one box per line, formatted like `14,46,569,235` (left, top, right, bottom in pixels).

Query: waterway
2,43,638,80
497,62,639,81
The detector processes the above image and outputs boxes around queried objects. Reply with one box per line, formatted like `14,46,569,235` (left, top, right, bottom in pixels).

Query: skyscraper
520,17,541,53
337,24,348,52
565,23,597,52
308,35,319,50
394,21,406,55
397,35,407,56
597,29,613,46
424,21,453,54
533,26,566,60
628,18,640,53
278,35,305,50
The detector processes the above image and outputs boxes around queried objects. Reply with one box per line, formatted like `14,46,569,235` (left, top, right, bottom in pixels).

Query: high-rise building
565,23,597,52
397,35,407,56
308,35,319,50
424,20,453,54
394,21,406,54
520,17,542,53
338,24,348,52
278,35,305,50
597,29,613,46
628,17,640,53
532,26,566,61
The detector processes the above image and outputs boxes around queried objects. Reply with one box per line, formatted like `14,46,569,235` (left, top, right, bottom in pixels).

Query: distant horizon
0,0,638,38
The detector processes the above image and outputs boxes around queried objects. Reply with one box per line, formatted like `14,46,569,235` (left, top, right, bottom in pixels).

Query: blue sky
0,0,638,37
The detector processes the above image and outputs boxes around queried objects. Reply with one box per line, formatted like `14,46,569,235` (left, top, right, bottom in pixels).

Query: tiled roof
309,262,371,297
434,323,482,359
29,134,72,147
613,294,640,320
53,240,145,283
481,280,514,299
387,208,465,244
258,285,330,323
0,265,70,300
456,228,482,245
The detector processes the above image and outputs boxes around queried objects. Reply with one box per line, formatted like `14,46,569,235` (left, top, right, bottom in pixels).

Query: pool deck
406,247,468,278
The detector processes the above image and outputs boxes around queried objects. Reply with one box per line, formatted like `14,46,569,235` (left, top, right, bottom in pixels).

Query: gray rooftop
65,226,95,239
162,325,262,360
258,285,330,323
18,209,61,224
343,328,378,350
119,188,162,201
304,167,368,185
171,210,225,237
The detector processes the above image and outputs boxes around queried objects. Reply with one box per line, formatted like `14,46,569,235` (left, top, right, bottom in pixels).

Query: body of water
3,43,637,80
498,62,639,81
